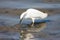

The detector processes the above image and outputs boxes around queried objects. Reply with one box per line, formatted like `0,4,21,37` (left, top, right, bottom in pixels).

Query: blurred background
0,0,60,15
0,0,60,40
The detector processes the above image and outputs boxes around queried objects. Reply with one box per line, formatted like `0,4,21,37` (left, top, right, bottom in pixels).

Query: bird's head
19,15,23,24
19,12,27,24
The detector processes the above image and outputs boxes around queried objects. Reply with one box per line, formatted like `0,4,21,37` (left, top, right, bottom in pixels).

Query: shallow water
0,14,20,26
0,1,60,9
0,14,60,40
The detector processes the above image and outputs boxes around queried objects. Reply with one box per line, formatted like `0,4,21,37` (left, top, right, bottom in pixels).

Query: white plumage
20,8,48,26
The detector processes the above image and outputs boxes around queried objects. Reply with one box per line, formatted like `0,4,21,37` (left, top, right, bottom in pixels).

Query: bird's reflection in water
19,22,46,40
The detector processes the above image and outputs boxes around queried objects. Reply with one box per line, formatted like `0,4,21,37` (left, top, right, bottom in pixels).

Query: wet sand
0,8,60,15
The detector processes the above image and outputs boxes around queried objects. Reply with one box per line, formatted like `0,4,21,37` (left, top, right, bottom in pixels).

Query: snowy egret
20,8,48,26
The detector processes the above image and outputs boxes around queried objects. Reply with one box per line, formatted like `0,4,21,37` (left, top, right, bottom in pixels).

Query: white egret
20,8,48,26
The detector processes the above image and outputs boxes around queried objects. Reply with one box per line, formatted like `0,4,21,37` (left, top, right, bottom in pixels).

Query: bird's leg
31,18,34,27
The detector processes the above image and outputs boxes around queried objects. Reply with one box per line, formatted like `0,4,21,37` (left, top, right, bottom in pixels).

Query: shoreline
0,8,60,15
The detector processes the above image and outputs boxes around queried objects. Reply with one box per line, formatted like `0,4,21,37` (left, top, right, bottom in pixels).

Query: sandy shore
0,8,60,15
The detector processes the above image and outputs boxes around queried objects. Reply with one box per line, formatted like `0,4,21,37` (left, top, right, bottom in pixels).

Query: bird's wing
26,8,48,19
0,14,20,26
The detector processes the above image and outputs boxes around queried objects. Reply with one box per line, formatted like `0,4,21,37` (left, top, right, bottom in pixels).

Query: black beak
19,19,22,24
